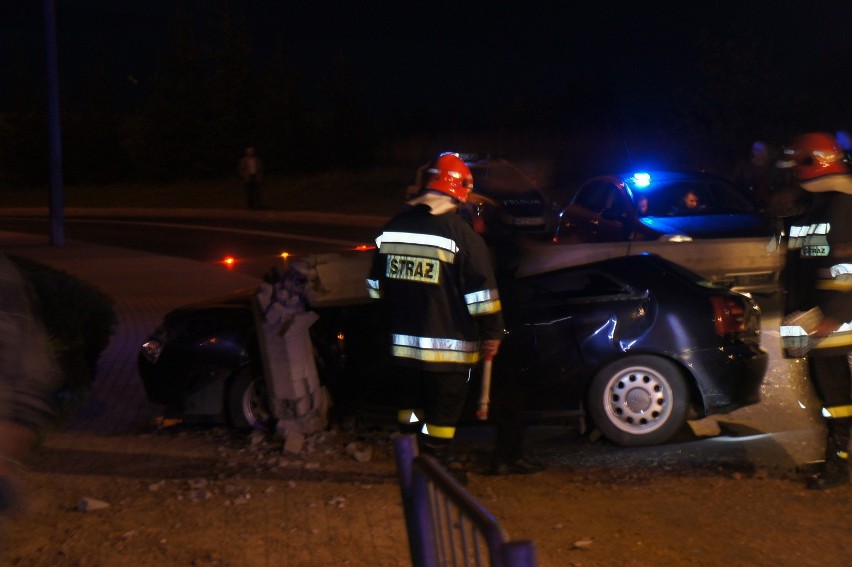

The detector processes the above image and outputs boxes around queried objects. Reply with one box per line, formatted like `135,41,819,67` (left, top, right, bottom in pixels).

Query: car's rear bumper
680,344,768,415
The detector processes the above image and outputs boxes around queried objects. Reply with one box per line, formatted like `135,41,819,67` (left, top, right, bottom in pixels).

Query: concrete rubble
253,261,331,451
118,425,393,514
345,441,373,463
250,255,384,460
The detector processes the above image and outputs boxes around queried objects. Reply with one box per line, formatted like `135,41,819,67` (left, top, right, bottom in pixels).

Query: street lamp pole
44,0,65,247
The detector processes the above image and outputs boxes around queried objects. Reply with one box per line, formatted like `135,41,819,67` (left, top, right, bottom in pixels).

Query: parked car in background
406,155,557,237
550,170,784,293
138,251,767,447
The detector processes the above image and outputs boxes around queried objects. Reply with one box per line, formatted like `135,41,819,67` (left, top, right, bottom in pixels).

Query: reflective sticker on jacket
465,288,502,316
789,222,830,256
391,333,481,364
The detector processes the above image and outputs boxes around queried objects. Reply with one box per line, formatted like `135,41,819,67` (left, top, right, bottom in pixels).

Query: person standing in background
835,130,852,164
239,146,264,210
735,140,782,211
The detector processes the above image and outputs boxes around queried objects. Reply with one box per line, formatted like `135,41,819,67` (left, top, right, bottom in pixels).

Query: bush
8,255,117,398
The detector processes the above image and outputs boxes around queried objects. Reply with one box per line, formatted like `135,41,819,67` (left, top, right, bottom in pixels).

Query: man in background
239,146,264,210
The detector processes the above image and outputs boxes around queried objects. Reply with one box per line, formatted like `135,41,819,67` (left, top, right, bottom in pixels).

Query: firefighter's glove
481,339,501,358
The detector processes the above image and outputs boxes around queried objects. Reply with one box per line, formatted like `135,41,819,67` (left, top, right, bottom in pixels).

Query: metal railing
393,435,538,567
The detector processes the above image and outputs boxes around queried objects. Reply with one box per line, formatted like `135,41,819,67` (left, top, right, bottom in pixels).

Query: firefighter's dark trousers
394,365,470,452
808,354,852,465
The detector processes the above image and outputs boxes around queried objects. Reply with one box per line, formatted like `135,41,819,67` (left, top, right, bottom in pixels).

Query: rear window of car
526,268,632,303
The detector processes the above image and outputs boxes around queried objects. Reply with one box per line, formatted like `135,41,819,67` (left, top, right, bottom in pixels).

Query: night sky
3,1,852,135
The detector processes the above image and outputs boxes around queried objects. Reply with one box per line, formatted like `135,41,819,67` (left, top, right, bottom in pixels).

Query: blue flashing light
630,172,651,188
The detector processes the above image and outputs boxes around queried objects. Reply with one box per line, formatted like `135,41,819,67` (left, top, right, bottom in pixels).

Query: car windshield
628,175,755,217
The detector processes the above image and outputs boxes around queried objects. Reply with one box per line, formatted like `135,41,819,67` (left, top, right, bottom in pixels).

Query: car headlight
141,339,164,363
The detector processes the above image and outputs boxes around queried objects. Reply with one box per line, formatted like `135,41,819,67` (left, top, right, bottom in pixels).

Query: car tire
226,368,270,431
588,355,689,447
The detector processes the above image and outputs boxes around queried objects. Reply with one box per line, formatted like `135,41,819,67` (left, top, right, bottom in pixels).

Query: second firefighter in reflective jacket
777,132,852,489
366,152,505,456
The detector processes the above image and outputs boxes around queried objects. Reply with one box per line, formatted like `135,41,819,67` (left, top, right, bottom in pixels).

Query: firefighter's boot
807,421,850,490
807,458,850,489
419,436,468,486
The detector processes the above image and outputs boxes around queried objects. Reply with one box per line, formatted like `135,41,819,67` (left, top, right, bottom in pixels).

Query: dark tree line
2,8,851,188
0,6,378,187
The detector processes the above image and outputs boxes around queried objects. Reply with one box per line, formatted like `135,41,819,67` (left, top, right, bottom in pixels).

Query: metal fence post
393,434,435,567
502,540,538,567
393,433,538,567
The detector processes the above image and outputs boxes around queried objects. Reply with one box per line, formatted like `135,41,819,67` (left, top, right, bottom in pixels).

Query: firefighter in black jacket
778,132,852,489
367,152,505,473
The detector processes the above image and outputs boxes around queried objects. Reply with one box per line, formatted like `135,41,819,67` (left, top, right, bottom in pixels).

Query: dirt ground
2,423,850,567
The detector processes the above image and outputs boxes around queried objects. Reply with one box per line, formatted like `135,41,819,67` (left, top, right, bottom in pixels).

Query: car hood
640,214,772,238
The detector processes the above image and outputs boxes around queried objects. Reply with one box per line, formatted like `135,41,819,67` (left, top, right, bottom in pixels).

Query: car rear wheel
227,368,270,431
588,355,689,446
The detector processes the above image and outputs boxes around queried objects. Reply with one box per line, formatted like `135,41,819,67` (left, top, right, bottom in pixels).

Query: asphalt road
0,213,382,278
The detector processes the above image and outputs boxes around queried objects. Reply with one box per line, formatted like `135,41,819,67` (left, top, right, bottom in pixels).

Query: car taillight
710,295,747,336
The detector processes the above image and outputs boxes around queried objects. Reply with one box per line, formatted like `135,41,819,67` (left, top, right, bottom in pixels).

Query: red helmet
781,132,848,181
423,152,474,203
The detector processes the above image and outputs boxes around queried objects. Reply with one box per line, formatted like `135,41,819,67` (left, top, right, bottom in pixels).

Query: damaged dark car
138,252,767,447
